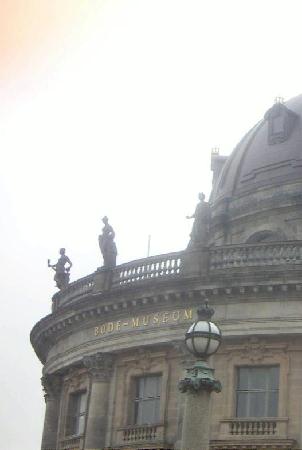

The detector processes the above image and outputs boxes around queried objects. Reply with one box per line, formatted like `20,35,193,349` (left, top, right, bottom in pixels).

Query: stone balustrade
59,436,82,449
117,424,164,444
112,251,183,287
219,418,288,438
52,274,95,311
52,252,183,310
210,241,302,270
51,241,302,310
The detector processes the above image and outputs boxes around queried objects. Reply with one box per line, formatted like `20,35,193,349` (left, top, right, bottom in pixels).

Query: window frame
133,374,162,426
235,365,279,418
65,390,87,437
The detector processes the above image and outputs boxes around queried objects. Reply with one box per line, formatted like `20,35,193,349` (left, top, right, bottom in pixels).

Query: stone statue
99,216,117,268
186,192,210,248
48,248,72,290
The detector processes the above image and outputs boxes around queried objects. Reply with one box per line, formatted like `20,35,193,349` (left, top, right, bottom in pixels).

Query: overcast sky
1,1,302,448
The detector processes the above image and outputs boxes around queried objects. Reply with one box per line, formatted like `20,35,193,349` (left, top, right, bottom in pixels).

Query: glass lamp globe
185,301,222,359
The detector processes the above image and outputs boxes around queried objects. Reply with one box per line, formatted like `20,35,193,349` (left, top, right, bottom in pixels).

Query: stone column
179,361,221,450
83,353,114,450
171,341,195,449
181,390,211,450
41,374,62,450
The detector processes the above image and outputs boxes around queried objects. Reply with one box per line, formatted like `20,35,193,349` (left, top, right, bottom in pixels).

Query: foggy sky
1,1,302,448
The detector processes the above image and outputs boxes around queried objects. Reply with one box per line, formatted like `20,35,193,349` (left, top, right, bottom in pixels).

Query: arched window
246,230,286,244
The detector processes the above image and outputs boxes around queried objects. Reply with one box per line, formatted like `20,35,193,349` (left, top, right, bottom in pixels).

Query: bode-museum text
94,308,193,337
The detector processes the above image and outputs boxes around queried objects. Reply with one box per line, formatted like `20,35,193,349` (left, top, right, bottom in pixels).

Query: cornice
31,279,302,365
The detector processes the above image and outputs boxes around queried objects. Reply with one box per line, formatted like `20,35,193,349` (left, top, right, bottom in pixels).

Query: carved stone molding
220,337,289,364
240,338,267,363
64,370,88,391
41,373,62,401
83,352,114,381
134,348,153,371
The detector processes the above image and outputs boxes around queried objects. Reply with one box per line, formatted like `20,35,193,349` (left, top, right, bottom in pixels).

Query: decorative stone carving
179,361,222,393
221,338,289,364
134,348,153,371
241,338,267,363
186,192,210,249
48,248,72,290
83,352,114,381
41,374,62,401
98,216,117,268
65,370,88,391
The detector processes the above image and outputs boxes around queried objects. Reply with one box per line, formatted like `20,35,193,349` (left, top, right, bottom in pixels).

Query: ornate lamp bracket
179,360,222,394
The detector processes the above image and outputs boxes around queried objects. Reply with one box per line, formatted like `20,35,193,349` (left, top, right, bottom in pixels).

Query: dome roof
211,94,302,203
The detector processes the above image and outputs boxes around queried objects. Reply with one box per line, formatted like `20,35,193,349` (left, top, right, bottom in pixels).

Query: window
246,230,286,243
134,375,161,425
265,102,298,145
236,366,279,418
66,391,87,436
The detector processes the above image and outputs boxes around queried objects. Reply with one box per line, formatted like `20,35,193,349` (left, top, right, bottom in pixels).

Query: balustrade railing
230,420,276,435
118,424,164,443
112,251,183,287
210,241,302,270
59,436,82,449
219,418,288,438
52,274,95,310
51,241,302,310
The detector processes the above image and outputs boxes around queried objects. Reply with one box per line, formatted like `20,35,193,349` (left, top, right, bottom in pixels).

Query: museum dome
211,94,302,203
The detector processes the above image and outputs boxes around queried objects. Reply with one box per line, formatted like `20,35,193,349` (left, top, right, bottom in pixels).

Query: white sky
1,1,302,448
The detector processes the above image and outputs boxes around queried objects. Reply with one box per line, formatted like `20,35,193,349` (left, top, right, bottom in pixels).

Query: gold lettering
93,309,195,335
184,309,193,320
162,312,169,323
172,310,180,321
132,317,140,327
142,315,149,326
153,313,159,324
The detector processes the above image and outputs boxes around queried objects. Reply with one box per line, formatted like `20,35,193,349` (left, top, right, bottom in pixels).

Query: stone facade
31,95,302,450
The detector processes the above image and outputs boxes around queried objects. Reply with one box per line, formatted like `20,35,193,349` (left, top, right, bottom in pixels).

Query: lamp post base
181,389,211,450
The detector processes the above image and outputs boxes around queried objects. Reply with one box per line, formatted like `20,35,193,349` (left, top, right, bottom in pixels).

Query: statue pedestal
93,268,112,293
182,247,209,278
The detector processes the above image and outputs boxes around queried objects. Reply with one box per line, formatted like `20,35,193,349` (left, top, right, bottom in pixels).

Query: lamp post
179,300,222,450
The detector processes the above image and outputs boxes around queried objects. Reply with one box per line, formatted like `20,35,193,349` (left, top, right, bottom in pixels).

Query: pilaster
83,353,114,450
41,374,63,450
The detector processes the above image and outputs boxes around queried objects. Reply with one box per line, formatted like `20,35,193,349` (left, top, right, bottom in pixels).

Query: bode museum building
31,95,302,450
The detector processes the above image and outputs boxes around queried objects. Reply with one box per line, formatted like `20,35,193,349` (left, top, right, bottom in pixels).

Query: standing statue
186,192,210,248
99,216,117,268
48,248,72,290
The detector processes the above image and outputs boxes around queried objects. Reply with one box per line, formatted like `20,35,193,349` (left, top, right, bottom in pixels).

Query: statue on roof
99,216,117,268
48,248,72,290
186,192,210,248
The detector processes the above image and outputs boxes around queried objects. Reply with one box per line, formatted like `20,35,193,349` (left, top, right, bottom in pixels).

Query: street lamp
185,302,222,359
179,300,222,450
